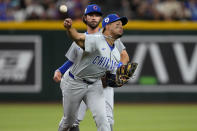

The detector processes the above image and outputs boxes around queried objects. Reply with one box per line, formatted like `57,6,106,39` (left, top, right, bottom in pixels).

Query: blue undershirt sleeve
58,60,73,74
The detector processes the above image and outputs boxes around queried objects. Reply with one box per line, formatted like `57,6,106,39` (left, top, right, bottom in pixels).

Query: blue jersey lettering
102,57,107,67
105,58,110,68
98,57,105,66
92,56,118,71
92,56,100,64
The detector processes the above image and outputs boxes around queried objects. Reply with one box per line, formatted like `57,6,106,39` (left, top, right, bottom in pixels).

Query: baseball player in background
54,4,129,131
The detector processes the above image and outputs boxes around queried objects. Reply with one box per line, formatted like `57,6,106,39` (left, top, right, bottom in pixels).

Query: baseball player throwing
58,11,128,131
54,4,129,131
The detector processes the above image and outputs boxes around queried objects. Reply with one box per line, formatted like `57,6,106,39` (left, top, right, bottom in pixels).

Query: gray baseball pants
58,75,110,131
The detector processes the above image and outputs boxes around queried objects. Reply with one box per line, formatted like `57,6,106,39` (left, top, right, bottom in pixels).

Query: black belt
69,72,94,84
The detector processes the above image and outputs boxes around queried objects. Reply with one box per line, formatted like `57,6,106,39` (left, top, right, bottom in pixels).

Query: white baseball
59,5,67,13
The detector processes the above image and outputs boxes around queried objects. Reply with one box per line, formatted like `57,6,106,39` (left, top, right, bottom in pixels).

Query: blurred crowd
0,0,197,21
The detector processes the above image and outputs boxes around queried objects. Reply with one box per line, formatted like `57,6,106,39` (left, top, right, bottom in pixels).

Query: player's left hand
64,18,72,29
102,71,126,88
102,62,138,88
117,62,138,80
53,70,62,83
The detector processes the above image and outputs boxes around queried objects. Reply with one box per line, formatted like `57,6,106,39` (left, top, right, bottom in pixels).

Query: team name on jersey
92,56,118,72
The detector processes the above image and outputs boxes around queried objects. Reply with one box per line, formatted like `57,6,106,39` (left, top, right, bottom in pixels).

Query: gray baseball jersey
66,35,125,82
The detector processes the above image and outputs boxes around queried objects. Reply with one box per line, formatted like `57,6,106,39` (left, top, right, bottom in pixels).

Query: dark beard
116,34,122,39
86,21,100,29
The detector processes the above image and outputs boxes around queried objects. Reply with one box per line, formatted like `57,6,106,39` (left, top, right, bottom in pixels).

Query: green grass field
0,103,197,131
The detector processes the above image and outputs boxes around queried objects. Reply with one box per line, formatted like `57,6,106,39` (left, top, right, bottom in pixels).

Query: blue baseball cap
84,4,102,16
102,14,128,28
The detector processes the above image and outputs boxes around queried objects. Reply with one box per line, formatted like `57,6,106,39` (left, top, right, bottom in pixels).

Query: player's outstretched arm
64,18,85,48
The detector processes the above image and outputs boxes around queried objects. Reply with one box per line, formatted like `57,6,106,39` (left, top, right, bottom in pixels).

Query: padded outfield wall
0,21,197,102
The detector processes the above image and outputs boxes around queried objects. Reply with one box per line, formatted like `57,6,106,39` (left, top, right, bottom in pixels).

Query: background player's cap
102,14,128,28
84,4,102,16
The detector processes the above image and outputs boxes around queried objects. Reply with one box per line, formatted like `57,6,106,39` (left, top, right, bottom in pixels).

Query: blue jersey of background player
54,4,129,131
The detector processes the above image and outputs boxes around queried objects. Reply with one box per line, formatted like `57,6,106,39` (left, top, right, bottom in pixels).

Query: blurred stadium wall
0,21,197,102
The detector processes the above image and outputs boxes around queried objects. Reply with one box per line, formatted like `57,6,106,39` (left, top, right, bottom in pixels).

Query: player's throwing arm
64,18,85,48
